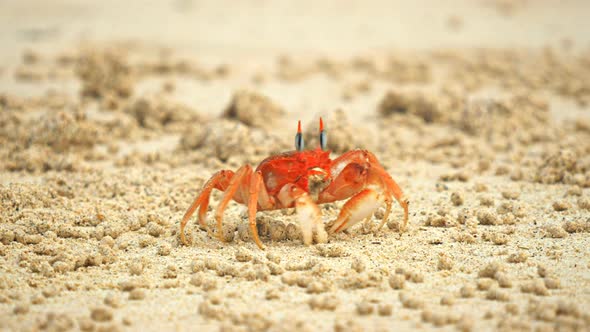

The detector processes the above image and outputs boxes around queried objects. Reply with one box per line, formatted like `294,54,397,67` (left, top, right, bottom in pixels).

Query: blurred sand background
1,0,590,331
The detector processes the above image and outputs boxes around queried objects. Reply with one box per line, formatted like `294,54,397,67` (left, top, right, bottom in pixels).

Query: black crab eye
295,120,304,151
319,117,327,150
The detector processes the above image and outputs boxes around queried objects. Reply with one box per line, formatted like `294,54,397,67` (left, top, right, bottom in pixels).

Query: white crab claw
329,189,383,234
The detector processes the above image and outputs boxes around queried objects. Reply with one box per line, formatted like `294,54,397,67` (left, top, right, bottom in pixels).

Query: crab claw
278,184,328,245
296,196,328,245
329,188,384,234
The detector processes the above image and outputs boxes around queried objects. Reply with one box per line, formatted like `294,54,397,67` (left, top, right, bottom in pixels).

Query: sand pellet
146,223,164,237
521,279,549,296
544,277,561,289
478,262,505,278
477,278,495,291
104,293,123,308
350,257,366,273
486,286,510,302
13,303,30,315
91,307,113,322
437,253,454,270
552,200,571,211
266,252,281,264
235,247,253,262
356,301,374,315
440,295,455,306
127,261,143,275
158,242,172,256
544,224,568,238
451,192,464,206
477,210,499,225
495,272,513,288
507,251,529,263
265,288,280,300
267,262,284,275
129,289,146,300
389,274,406,289
460,285,476,298
308,294,339,311
399,292,424,309
316,244,346,257
269,220,287,241
285,223,301,241
501,190,520,200
378,303,393,316
578,197,590,210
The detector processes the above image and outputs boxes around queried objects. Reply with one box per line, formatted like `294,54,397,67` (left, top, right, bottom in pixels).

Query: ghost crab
180,118,409,249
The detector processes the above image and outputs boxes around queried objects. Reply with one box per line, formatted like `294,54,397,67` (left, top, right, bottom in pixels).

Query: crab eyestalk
319,117,327,150
295,120,304,151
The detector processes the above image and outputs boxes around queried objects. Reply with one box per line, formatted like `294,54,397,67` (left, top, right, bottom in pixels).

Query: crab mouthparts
308,167,330,202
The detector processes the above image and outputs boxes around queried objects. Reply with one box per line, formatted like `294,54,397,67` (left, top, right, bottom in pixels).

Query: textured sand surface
1,1,590,331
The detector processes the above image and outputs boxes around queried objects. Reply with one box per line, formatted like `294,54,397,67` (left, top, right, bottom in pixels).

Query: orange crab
180,118,409,249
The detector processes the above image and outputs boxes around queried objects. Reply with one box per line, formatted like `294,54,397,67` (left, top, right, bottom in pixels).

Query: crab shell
256,148,333,201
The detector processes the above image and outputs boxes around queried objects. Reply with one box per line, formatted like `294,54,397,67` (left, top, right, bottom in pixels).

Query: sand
1,1,590,331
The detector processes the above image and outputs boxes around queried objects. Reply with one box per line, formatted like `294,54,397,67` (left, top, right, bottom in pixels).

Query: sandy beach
1,1,590,331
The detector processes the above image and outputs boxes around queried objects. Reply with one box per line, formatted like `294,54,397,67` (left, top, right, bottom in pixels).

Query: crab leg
196,171,234,236
378,198,393,231
247,171,265,249
214,165,252,242
369,164,409,231
180,170,234,245
329,188,384,233
278,185,328,245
